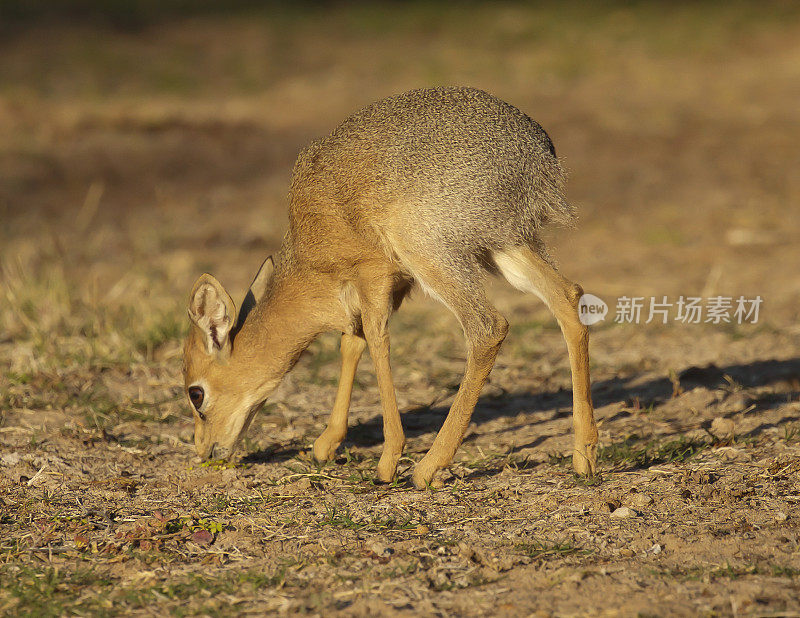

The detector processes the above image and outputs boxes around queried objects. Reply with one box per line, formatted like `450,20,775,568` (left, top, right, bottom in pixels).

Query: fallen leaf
191,529,214,545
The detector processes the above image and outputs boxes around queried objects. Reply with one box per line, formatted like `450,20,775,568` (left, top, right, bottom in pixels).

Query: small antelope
182,86,598,488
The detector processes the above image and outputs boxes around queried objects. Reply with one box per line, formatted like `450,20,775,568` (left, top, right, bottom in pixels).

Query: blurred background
1,0,798,417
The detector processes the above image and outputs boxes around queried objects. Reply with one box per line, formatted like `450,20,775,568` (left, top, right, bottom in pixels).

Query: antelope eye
188,386,205,412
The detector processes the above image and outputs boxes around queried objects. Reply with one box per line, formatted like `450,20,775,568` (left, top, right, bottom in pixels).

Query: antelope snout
195,440,216,461
195,441,239,462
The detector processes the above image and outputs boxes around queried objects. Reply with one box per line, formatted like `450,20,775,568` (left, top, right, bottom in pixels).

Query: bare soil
1,4,799,616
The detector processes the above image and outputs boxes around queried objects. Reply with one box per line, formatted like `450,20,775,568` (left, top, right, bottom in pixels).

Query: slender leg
493,246,598,475
401,254,508,488
358,271,406,483
412,302,507,489
376,247,509,489
312,332,366,463
559,292,598,476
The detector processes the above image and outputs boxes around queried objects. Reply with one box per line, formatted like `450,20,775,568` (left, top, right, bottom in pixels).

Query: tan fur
182,86,598,487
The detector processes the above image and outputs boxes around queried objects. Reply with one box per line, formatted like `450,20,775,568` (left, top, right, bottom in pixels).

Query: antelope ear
188,274,236,356
235,256,275,332
248,256,274,301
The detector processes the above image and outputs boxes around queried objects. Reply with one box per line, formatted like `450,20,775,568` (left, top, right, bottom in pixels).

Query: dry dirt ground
1,4,799,616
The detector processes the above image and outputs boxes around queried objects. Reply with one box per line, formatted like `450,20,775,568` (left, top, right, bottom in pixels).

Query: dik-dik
182,86,598,489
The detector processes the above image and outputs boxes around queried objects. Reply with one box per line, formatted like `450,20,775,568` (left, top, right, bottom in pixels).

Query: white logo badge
578,293,608,325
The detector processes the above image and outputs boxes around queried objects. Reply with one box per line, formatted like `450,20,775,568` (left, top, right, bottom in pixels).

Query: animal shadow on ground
319,357,800,451
234,358,798,472
240,441,305,464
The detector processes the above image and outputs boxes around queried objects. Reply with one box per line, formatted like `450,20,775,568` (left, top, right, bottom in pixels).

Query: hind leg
401,259,508,489
493,245,598,476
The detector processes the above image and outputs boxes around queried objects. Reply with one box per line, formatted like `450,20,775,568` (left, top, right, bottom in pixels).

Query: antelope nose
197,442,216,461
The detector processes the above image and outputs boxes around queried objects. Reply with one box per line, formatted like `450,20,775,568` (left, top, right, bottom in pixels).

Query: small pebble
457,542,474,560
629,493,654,508
366,540,393,558
775,511,788,522
611,506,637,519
294,477,312,491
1,453,21,466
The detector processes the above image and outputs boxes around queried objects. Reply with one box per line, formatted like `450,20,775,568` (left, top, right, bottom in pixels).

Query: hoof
377,451,400,484
411,456,439,490
312,433,340,464
573,443,597,476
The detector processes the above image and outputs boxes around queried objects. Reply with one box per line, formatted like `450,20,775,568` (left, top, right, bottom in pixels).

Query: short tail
528,154,576,232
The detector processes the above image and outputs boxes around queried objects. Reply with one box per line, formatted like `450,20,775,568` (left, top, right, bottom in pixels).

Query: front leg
313,332,366,463
359,274,406,483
